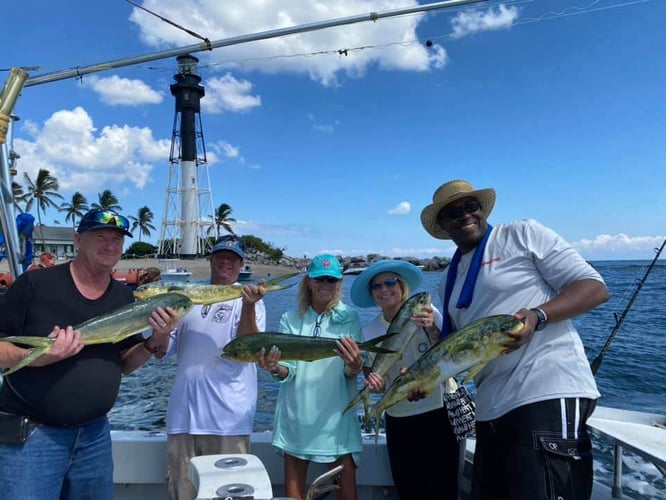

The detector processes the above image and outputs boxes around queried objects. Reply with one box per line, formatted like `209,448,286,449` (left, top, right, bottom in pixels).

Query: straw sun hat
420,179,496,240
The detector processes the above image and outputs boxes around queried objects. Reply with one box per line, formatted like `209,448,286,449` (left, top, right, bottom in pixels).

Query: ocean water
111,259,666,499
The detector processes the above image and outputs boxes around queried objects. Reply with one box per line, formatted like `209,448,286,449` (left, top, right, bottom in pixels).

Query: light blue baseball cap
308,254,343,279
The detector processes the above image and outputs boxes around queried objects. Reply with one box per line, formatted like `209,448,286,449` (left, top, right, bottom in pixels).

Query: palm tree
92,189,121,211
11,181,28,213
129,206,156,242
23,169,64,247
60,192,89,230
211,203,237,237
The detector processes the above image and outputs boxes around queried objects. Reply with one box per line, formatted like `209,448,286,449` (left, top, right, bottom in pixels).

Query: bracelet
143,339,160,354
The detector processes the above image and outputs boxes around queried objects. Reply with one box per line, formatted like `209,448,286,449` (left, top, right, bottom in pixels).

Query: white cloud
451,4,518,39
202,73,261,114
388,201,410,215
83,75,164,106
129,0,446,86
14,107,169,192
307,113,339,134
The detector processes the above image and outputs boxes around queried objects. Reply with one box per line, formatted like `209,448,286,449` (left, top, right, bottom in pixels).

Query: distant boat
158,259,192,282
239,265,253,281
342,266,367,276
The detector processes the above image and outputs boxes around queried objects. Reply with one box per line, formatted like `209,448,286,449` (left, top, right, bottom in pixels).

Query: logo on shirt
212,304,232,323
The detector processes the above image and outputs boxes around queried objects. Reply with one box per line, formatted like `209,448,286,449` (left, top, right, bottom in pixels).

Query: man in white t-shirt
159,235,267,500
420,179,609,500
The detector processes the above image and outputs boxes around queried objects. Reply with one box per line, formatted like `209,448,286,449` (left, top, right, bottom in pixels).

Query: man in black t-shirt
0,208,180,500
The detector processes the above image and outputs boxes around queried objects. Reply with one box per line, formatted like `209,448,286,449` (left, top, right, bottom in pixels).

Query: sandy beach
114,257,297,281
0,256,298,283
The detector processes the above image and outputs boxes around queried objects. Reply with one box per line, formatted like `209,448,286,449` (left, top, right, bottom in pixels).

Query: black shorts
471,398,596,500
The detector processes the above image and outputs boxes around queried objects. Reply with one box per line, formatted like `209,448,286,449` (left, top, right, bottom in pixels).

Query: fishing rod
590,237,666,375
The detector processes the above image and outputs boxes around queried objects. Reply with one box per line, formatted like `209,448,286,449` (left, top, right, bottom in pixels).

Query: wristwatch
530,307,548,331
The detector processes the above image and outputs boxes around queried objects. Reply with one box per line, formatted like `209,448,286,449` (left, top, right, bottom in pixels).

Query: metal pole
0,68,29,279
24,0,486,88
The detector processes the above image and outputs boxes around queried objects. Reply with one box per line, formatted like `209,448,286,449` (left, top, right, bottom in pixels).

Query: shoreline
0,257,298,283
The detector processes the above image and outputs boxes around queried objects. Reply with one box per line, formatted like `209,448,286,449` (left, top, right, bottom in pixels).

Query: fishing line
590,237,666,375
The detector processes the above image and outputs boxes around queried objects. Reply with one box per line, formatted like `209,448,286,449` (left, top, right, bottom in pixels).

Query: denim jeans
0,416,113,500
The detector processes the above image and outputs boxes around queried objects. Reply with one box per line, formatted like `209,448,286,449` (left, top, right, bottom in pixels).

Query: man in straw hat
419,179,609,499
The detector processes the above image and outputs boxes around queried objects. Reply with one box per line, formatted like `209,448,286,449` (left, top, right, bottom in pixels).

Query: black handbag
442,377,476,441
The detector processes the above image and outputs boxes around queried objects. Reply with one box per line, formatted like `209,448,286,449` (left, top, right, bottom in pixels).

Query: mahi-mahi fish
364,314,523,434
0,292,194,376
222,331,399,362
133,272,300,304
343,291,432,415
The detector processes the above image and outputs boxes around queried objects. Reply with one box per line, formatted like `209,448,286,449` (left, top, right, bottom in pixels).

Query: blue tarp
0,213,35,271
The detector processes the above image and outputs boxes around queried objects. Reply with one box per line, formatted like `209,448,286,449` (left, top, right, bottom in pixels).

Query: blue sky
2,0,664,261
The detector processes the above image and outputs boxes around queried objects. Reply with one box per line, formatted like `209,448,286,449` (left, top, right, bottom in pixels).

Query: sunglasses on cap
312,276,340,284
440,200,482,220
369,277,400,291
87,210,131,231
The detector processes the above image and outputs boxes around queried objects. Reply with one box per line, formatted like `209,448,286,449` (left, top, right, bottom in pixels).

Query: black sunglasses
312,276,340,284
440,201,482,220
369,277,400,291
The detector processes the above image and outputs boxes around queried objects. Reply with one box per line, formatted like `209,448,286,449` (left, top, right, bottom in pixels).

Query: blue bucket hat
210,235,245,259
308,254,342,279
350,260,423,308
76,209,133,237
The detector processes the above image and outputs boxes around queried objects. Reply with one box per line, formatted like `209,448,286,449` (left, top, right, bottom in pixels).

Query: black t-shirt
0,262,139,426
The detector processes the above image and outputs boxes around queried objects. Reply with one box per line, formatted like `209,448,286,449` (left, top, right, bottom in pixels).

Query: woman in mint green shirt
258,254,365,500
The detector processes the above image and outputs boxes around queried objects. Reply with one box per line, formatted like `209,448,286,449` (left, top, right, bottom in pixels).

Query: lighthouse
158,54,215,259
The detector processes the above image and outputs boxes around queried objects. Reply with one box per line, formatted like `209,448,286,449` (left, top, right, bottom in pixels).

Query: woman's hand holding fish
258,345,283,378
336,337,363,377
412,305,440,343
364,371,386,393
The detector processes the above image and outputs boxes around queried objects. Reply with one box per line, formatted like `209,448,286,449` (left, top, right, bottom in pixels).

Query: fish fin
359,332,399,353
263,272,300,287
461,363,486,385
343,386,368,415
1,346,50,376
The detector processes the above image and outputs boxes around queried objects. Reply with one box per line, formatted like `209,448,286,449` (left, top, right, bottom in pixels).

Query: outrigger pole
590,237,666,375
25,0,485,88
0,0,486,279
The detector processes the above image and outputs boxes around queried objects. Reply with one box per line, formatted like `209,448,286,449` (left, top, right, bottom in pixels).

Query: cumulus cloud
129,0,446,86
451,4,518,39
83,75,164,106
202,73,261,113
388,201,410,215
14,107,169,192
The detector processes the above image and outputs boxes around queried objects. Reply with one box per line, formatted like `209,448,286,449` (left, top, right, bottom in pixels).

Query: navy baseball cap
76,209,133,237
210,235,245,259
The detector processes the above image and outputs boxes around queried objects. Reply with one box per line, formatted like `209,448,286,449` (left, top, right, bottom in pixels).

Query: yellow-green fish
133,272,300,304
222,331,399,362
0,292,193,376
343,291,431,415
365,314,523,433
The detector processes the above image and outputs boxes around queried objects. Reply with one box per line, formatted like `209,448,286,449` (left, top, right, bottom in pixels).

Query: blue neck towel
440,224,493,338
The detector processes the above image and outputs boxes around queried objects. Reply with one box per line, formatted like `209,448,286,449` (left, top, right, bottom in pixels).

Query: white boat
239,266,253,281
111,405,665,499
342,266,368,276
158,259,192,282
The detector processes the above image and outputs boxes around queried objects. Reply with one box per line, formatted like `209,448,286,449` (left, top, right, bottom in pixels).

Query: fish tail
343,386,369,415
1,344,51,376
359,332,399,354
